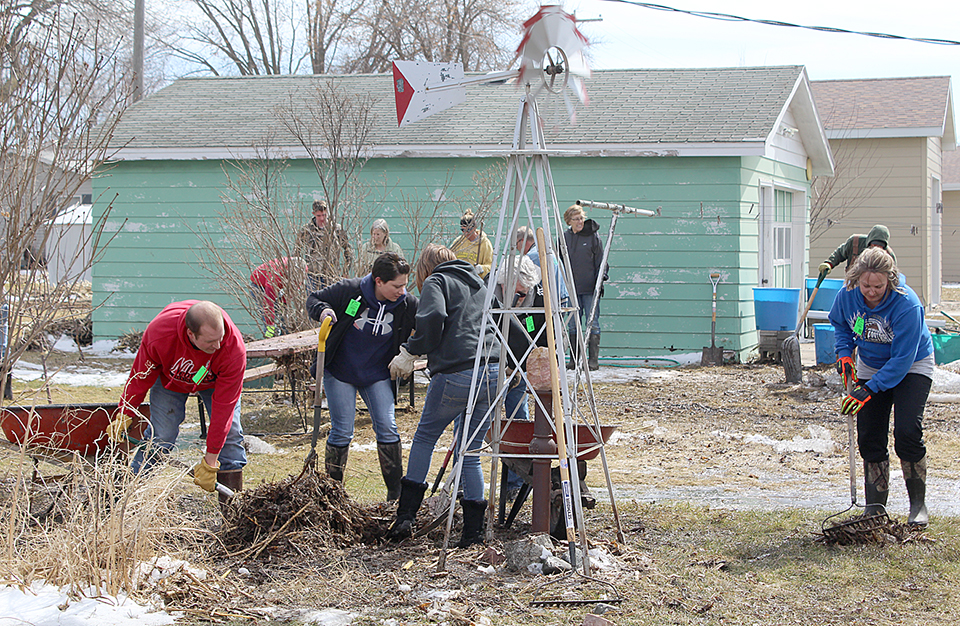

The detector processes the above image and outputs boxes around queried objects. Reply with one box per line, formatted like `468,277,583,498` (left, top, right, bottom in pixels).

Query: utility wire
602,0,960,46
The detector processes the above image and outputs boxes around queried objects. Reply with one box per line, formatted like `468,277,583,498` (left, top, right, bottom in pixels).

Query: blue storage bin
813,323,836,365
753,288,801,331
806,278,844,312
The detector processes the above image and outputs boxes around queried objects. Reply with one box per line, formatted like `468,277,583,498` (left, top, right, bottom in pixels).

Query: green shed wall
92,154,811,360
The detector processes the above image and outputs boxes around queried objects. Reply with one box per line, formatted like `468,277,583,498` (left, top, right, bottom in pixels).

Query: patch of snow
245,435,284,455
932,367,960,394
297,608,357,625
0,581,178,626
743,425,835,455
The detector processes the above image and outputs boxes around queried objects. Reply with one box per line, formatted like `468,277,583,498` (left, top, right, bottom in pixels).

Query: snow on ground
0,582,177,626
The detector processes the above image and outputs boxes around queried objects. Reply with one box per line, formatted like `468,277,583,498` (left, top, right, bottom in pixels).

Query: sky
566,0,960,90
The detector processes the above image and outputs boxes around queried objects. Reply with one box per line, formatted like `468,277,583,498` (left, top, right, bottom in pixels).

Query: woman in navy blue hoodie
828,247,934,526
306,253,417,501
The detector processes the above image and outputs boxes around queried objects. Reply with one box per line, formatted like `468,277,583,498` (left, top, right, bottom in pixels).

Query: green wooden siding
93,155,810,360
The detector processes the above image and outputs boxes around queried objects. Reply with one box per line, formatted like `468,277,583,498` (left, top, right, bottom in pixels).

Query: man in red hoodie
108,300,247,498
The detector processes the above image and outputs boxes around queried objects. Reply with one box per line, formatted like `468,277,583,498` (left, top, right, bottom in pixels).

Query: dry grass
0,446,209,598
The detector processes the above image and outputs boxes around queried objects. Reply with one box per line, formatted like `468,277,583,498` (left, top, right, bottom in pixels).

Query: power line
602,1,960,46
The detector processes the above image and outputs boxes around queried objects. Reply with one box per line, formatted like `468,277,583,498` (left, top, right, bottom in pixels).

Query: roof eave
111,142,772,161
780,69,834,177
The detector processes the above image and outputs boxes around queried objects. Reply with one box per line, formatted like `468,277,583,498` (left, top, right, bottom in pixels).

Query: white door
759,184,799,288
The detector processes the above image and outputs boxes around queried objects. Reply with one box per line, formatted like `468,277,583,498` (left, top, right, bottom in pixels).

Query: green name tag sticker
345,298,361,317
853,316,865,336
525,316,535,332
192,365,208,384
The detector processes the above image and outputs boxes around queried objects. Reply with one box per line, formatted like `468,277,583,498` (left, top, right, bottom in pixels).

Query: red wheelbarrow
0,403,149,462
493,420,618,532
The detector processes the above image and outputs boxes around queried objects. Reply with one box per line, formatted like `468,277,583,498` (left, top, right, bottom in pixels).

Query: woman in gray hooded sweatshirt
384,243,501,548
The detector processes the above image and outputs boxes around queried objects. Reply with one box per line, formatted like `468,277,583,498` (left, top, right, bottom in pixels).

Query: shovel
701,272,723,366
782,270,827,383
303,316,333,469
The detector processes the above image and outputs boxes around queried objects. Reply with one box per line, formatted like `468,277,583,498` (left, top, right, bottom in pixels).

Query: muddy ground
5,295,960,625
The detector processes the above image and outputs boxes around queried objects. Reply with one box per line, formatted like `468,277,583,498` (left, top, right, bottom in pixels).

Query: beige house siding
924,136,943,303
945,188,960,282
810,136,934,301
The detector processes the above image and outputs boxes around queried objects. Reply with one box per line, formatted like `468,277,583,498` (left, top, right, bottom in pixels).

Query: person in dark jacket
305,253,417,501
563,205,607,370
819,224,896,275
384,244,501,548
828,247,933,526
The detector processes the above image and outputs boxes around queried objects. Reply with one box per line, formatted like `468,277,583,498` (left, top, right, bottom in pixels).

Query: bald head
185,301,225,354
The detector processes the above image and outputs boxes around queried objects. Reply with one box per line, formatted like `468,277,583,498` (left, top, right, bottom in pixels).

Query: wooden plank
245,328,319,359
243,363,281,382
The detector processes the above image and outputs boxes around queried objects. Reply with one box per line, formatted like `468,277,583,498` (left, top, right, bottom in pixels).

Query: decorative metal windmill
392,6,624,578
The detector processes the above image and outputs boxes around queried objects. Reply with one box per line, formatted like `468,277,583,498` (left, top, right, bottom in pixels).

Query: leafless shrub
0,12,127,398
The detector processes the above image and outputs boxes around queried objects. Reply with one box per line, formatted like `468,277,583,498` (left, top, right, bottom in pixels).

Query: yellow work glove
388,346,418,380
264,324,276,338
106,413,133,443
818,262,832,275
193,458,220,492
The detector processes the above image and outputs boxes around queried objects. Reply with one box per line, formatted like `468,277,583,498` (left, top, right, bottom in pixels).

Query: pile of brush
817,515,932,546
218,465,390,559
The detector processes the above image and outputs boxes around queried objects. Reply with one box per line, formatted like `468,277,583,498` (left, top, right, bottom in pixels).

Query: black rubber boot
902,456,928,527
216,468,243,509
386,478,427,540
863,459,889,516
377,441,403,502
587,334,600,371
566,332,578,369
457,499,487,548
325,442,349,483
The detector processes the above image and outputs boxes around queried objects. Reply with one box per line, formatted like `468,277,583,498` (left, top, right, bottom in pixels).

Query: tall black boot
566,332,578,370
587,334,600,371
863,460,889,516
902,456,928,527
377,441,403,502
386,477,427,540
325,442,349,483
457,499,487,548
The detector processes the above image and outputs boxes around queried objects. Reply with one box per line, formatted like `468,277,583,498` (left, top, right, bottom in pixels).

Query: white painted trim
826,127,945,140
944,183,960,191
112,141,773,161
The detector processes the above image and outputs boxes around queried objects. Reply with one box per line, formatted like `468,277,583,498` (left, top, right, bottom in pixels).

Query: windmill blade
516,5,591,102
392,61,467,127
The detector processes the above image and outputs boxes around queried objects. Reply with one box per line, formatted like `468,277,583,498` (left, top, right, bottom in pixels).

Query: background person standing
449,210,493,279
358,219,405,276
296,199,354,289
562,205,606,371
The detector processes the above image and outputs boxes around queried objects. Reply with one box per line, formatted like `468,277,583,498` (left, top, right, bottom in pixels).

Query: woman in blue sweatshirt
828,247,934,526
306,253,418,501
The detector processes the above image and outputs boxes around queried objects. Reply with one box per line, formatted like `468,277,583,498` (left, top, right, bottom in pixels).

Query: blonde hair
845,247,904,294
415,243,457,292
564,205,585,225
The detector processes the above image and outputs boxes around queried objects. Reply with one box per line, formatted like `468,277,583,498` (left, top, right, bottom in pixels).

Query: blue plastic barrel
813,323,836,365
753,288,801,331
806,278,844,312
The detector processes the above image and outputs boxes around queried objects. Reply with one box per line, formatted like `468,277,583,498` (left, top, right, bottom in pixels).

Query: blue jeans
132,378,247,473
325,372,398,447
405,365,498,501
569,292,600,336
504,377,529,422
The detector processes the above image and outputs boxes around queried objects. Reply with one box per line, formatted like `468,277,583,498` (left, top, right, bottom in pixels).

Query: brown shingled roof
944,149,960,185
811,76,951,131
